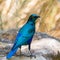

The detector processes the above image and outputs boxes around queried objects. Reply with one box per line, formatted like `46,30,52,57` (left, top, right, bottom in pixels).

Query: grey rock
35,32,60,41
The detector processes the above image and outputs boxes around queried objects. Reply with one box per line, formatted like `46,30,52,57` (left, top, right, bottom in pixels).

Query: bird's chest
20,24,35,45
22,24,35,35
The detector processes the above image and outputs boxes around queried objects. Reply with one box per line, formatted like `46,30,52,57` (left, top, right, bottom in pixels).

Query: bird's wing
14,23,27,44
12,23,34,50
12,34,31,50
14,31,21,44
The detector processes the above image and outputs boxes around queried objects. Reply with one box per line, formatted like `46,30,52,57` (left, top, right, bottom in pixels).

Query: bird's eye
32,16,35,19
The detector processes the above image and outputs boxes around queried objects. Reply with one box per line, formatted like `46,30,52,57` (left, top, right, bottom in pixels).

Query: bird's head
28,14,40,22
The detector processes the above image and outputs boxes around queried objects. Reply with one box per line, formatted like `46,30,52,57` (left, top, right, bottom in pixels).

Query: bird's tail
6,47,18,59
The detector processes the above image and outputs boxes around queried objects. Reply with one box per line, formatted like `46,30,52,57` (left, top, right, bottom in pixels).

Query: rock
35,32,60,40
21,38,60,56
0,38,60,60
0,57,7,60
0,30,60,60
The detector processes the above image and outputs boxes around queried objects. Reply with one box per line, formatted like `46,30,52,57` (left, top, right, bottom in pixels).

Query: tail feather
6,47,18,59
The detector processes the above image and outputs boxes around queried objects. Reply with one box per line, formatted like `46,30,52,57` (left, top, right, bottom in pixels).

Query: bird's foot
28,50,36,58
29,53,36,58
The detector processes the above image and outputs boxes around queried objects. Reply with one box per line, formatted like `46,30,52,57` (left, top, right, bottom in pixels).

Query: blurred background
0,0,60,39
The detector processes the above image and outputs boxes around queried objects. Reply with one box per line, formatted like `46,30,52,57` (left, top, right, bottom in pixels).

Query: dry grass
0,0,60,38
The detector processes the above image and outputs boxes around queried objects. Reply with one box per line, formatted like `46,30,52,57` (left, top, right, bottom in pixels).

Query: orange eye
32,16,34,19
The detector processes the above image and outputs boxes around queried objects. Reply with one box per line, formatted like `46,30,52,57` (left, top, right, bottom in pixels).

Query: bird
6,14,40,59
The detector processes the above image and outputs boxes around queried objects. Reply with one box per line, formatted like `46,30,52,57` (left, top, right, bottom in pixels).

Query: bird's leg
28,44,36,58
19,46,22,55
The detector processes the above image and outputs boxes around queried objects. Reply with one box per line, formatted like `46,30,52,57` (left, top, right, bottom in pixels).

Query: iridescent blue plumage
6,14,40,59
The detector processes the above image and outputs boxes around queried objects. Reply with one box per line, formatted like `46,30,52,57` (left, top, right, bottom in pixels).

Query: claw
30,54,36,58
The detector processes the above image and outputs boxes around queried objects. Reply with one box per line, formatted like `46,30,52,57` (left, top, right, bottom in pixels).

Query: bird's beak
38,16,40,18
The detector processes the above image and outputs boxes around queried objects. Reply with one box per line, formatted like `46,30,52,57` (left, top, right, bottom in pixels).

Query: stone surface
0,31,60,60
0,38,60,60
